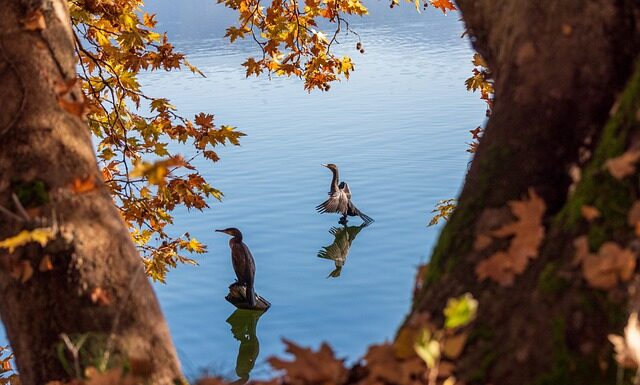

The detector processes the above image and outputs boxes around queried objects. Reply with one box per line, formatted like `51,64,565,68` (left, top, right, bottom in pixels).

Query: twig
11,194,29,221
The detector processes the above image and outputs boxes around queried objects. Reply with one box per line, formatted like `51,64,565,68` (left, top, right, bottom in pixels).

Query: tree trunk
409,1,640,384
0,1,181,384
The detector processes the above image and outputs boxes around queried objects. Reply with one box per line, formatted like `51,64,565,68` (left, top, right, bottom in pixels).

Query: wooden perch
225,282,271,311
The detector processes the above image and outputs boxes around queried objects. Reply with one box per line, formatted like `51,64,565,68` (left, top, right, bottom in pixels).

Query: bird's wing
231,242,255,284
317,226,350,263
339,182,352,199
316,189,350,214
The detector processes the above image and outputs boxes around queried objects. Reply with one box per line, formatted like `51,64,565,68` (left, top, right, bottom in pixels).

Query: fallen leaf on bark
572,236,589,267
442,332,468,359
0,228,55,253
39,254,53,272
605,149,640,180
473,234,492,252
268,339,347,385
71,177,97,194
475,189,546,286
580,205,600,221
10,260,33,283
581,242,636,290
21,10,46,31
90,287,111,306
628,201,640,237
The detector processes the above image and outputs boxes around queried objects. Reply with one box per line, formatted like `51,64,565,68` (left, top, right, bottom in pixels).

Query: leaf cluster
68,0,246,281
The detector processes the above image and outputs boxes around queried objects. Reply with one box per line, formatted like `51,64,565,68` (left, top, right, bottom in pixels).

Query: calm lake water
140,1,484,380
4,2,484,381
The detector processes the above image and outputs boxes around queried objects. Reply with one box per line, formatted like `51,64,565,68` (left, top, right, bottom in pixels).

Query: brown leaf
442,332,468,359
580,205,600,222
572,236,590,267
473,234,492,252
90,287,111,306
605,149,640,180
363,343,424,385
394,326,419,359
268,339,347,385
475,189,546,286
10,260,33,283
582,242,636,290
21,10,46,31
71,176,97,194
39,254,53,272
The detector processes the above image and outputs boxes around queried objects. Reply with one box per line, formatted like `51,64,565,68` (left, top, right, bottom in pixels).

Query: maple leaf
71,176,97,194
364,343,424,385
429,0,455,14
475,189,546,285
469,126,482,140
268,339,348,385
605,148,640,180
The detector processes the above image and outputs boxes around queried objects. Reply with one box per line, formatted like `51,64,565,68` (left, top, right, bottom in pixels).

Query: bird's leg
339,215,348,225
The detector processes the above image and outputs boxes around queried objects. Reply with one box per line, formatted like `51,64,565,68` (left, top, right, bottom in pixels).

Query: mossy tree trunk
409,1,640,384
0,1,181,384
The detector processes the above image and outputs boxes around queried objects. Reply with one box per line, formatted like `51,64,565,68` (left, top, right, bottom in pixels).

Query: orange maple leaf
71,176,97,194
429,0,456,13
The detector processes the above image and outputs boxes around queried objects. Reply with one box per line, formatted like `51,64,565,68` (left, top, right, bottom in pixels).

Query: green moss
557,62,640,233
12,179,49,208
467,348,498,383
537,262,569,297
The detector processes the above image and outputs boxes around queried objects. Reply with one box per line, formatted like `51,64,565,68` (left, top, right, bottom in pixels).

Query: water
4,2,485,381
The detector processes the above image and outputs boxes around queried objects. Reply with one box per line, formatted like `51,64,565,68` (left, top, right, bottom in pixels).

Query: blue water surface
16,1,482,380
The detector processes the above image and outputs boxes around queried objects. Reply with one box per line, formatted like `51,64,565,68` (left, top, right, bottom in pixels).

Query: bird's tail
348,202,374,224
246,281,256,308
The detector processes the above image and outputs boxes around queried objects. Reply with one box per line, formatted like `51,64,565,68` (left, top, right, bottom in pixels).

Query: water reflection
317,223,369,278
226,309,265,383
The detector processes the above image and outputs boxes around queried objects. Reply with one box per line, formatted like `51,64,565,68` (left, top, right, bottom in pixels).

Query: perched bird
317,223,368,278
316,164,373,224
216,228,256,307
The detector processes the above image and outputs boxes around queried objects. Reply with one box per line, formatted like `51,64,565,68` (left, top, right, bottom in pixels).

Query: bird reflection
317,223,368,278
226,309,265,384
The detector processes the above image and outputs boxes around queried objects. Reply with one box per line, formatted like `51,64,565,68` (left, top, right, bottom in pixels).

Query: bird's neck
330,168,340,191
231,234,243,243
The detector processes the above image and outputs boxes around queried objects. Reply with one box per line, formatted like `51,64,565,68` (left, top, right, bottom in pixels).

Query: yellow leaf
0,228,55,253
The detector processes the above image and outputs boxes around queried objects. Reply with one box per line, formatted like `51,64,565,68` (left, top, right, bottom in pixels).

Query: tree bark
0,1,181,384
409,1,640,384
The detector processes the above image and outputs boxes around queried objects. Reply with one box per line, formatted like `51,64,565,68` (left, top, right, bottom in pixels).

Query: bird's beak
321,164,328,168
215,229,226,234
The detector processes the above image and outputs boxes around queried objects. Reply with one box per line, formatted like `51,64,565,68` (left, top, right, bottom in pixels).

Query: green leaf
443,292,478,329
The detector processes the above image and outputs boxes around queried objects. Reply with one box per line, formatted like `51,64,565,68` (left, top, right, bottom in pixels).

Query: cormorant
216,228,256,307
318,223,368,278
316,164,373,224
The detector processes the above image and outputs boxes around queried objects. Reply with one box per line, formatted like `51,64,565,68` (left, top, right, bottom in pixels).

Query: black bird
216,228,256,307
316,164,373,224
226,309,265,384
